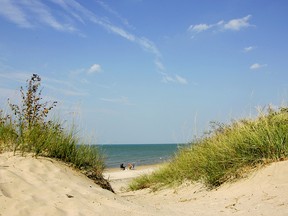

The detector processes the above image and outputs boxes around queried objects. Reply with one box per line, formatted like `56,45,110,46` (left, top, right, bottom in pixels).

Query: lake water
98,144,185,168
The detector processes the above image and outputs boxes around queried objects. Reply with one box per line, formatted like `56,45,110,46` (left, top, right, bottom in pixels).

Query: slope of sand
0,152,154,216
1,152,288,216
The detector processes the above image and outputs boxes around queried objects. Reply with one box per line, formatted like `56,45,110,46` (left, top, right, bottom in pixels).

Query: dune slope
0,153,154,216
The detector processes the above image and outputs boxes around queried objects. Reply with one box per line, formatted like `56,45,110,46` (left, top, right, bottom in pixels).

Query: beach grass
0,74,113,192
129,106,288,191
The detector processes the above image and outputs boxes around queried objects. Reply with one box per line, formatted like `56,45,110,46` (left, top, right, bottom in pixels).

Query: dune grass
0,74,113,192
129,106,288,191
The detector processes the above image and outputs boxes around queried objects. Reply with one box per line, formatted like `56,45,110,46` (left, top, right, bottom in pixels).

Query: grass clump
0,74,113,192
129,106,288,191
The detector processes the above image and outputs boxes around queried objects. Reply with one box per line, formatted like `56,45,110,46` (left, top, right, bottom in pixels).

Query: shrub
0,74,113,192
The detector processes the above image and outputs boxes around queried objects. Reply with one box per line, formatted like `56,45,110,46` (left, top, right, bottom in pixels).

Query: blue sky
0,0,287,144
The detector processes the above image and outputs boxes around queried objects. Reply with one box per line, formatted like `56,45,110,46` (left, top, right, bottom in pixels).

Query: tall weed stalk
0,74,113,192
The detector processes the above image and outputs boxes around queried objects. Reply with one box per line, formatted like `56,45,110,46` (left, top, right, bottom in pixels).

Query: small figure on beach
127,163,135,170
120,163,125,170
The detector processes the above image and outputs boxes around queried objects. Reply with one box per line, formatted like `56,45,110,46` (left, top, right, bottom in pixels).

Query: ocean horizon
97,143,187,168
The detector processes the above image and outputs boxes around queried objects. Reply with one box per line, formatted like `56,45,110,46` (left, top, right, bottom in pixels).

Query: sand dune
1,152,288,216
0,153,149,216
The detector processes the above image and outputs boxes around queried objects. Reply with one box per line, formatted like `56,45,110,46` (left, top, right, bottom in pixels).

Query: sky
0,0,288,144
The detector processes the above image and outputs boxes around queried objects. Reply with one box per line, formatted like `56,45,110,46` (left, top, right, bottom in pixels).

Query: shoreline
104,163,164,193
104,162,164,173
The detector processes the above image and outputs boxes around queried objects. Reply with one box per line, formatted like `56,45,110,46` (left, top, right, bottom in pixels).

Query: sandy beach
1,152,288,216
103,164,161,193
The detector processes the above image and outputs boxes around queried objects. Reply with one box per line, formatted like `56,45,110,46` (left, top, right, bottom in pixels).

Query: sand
1,152,288,216
103,164,160,193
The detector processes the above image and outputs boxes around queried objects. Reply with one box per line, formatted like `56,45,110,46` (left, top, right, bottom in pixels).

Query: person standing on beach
120,163,125,170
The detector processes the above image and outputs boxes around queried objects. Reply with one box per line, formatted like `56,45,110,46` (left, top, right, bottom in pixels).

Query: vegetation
0,74,113,192
129,106,288,191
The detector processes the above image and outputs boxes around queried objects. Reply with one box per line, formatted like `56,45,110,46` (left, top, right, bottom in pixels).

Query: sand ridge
1,152,288,216
0,152,152,216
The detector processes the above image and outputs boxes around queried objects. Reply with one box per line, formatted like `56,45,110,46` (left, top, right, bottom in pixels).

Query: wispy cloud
154,59,165,71
48,0,139,41
0,87,18,100
0,0,186,85
175,75,188,85
96,0,133,29
224,15,252,31
0,71,87,97
87,64,102,74
43,74,89,96
155,58,188,85
67,63,103,86
0,71,31,83
188,15,254,36
188,23,212,33
43,83,87,96
0,0,76,32
71,0,185,84
0,0,32,28
250,63,267,70
244,46,256,52
48,0,85,24
50,0,167,78
100,96,134,105
161,73,188,85
136,37,161,57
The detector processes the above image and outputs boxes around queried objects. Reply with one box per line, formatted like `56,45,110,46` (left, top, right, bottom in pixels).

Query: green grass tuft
0,74,113,192
129,106,288,191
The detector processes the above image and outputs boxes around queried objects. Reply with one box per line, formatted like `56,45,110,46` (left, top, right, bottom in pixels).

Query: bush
0,74,113,192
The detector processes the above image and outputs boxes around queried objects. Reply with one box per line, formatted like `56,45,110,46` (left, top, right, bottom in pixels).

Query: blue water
98,144,184,168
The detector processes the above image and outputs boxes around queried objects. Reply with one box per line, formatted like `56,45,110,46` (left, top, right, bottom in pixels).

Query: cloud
0,71,31,83
244,46,255,52
161,73,188,85
188,23,212,33
49,0,85,24
49,0,139,41
0,0,183,85
250,63,267,70
0,71,87,97
100,96,134,105
224,15,252,31
188,15,254,36
50,0,167,79
96,0,132,28
0,87,18,100
155,59,165,71
43,75,89,96
175,75,188,85
0,0,32,28
136,37,161,57
48,0,169,82
102,21,136,41
0,0,76,32
87,64,102,74
43,83,87,96
155,58,188,85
